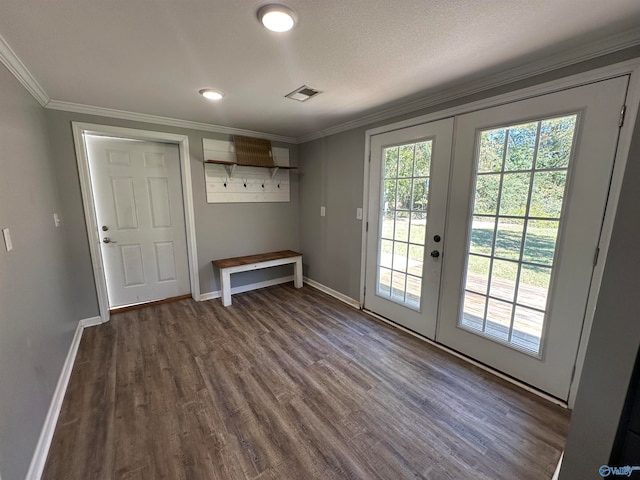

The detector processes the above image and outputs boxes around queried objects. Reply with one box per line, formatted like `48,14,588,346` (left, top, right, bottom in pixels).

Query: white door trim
361,58,640,407
72,122,200,322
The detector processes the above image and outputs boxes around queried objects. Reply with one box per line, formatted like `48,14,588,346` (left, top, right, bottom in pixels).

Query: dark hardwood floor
43,284,569,480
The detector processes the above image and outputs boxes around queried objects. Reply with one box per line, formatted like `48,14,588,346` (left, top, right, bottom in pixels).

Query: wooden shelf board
205,159,297,169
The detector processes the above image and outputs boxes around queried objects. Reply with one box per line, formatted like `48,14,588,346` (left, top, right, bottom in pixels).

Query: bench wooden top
212,250,302,269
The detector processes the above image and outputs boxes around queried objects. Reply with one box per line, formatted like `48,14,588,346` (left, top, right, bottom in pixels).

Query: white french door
365,76,628,399
86,136,191,308
364,119,453,338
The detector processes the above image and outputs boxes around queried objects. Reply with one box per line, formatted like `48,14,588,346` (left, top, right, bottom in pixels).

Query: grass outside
380,216,558,288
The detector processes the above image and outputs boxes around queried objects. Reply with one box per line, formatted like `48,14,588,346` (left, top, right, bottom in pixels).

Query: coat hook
223,178,227,188
243,179,247,188
277,182,281,189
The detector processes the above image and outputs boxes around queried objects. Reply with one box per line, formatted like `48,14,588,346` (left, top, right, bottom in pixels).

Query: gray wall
298,46,640,301
0,66,77,479
299,130,364,297
558,114,640,479
45,110,300,319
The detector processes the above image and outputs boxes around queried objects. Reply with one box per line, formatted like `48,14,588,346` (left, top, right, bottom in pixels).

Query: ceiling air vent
285,85,321,102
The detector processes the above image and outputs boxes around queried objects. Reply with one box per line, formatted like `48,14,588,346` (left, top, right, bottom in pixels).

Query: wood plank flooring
43,284,569,480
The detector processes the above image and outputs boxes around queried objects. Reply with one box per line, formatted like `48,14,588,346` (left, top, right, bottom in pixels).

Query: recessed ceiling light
258,4,296,32
199,89,224,101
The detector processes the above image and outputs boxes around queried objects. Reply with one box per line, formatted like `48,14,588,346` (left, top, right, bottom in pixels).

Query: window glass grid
461,115,577,355
377,140,433,309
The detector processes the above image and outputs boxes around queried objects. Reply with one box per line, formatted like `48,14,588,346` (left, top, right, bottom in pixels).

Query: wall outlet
2,228,13,252
356,207,363,220
320,206,326,217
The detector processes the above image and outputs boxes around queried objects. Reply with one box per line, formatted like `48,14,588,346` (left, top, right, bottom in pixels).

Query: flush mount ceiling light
199,89,224,101
258,4,296,32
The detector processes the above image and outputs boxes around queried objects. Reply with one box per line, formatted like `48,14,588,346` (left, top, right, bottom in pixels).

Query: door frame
72,122,200,323
361,59,640,407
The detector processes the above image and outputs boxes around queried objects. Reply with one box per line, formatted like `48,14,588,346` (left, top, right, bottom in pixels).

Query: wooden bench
212,250,303,306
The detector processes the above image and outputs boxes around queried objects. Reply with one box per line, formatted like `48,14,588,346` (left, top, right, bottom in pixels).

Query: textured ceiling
0,0,639,139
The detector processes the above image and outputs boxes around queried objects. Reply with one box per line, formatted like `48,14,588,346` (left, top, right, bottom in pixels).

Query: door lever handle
102,237,117,244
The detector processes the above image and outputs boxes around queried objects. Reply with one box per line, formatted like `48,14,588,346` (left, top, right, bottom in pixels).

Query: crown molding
45,100,298,144
0,33,50,106
297,26,640,143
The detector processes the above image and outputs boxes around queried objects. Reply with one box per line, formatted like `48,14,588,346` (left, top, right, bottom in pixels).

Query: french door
365,76,628,399
364,119,453,338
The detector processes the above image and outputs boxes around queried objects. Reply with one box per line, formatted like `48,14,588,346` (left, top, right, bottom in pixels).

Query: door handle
102,237,117,244
430,250,440,258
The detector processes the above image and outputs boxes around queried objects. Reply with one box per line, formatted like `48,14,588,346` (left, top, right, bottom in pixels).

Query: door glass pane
383,180,396,210
377,139,432,310
469,216,495,255
536,116,577,169
378,268,392,296
394,211,410,242
462,291,486,331
530,171,568,218
505,122,537,171
517,265,551,310
466,255,490,294
478,129,506,173
522,219,559,266
459,114,578,355
494,218,524,260
489,259,518,302
473,174,500,215
499,173,531,216
410,213,426,245
392,242,408,272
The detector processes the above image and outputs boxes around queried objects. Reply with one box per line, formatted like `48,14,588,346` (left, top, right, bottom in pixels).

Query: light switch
320,206,326,217
2,228,13,252
356,208,363,220
53,213,62,227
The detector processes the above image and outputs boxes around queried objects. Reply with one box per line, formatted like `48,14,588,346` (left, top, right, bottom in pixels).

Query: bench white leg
294,257,303,289
221,269,232,306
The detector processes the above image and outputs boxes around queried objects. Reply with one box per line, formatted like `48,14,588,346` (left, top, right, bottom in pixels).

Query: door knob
102,237,117,244
430,250,440,258
101,225,109,231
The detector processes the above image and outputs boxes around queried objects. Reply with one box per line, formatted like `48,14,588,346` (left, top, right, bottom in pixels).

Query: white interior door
86,136,191,308
364,119,453,338
437,76,628,399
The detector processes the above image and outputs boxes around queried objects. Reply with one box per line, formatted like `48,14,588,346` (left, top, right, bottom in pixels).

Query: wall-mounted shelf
205,159,297,179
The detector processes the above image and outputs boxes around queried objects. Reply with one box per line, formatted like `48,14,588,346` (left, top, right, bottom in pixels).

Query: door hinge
368,151,371,163
366,221,369,232
363,286,366,297
570,364,577,383
619,105,627,127
593,247,600,266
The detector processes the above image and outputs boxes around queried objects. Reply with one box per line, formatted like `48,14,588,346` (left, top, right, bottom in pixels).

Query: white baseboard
79,315,103,328
200,275,295,302
25,316,101,480
303,277,361,310
552,452,563,480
